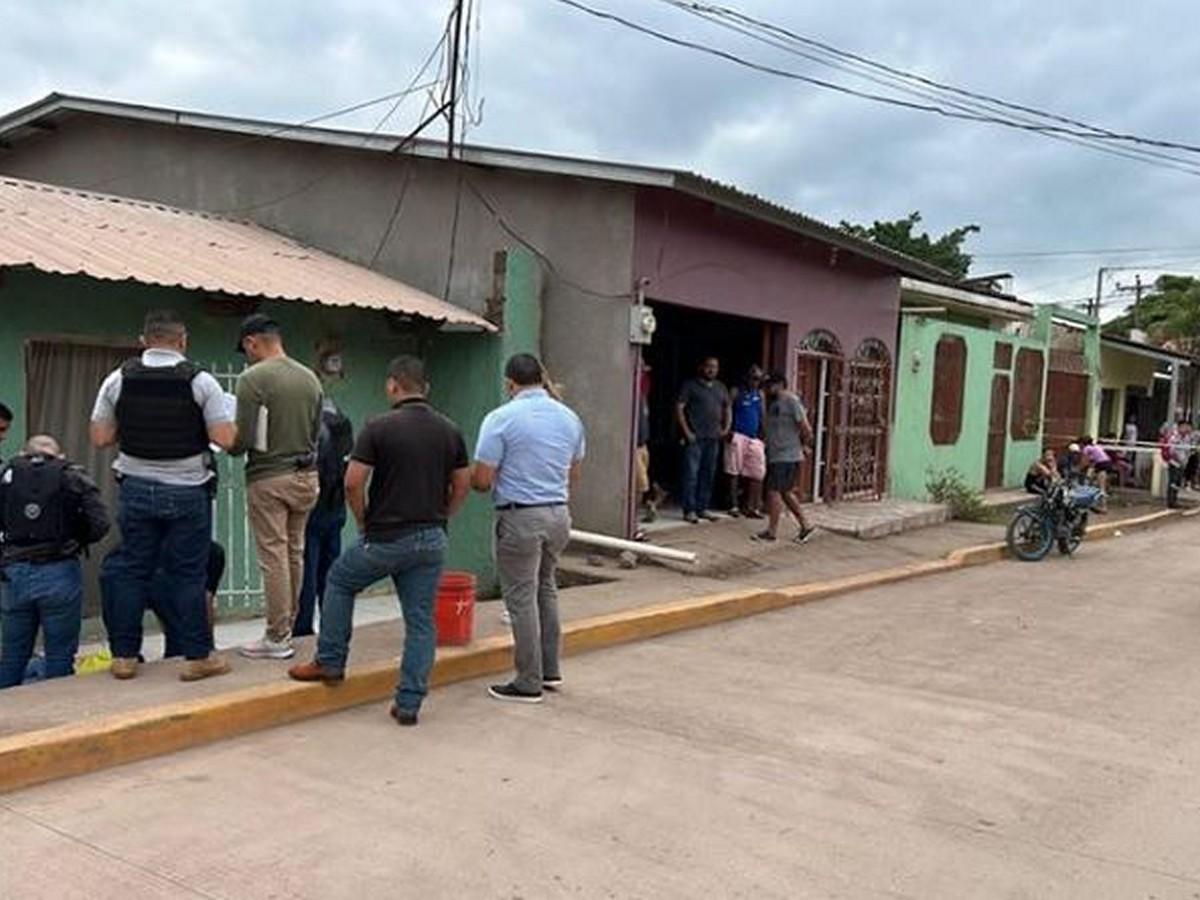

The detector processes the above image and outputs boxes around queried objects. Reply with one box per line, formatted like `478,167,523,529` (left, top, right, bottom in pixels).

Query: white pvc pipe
568,529,698,564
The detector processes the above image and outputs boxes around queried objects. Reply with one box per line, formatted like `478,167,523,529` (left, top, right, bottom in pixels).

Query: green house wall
889,315,1048,499
0,249,539,613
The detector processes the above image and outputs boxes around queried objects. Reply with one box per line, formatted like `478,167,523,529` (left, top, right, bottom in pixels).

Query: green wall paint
425,249,543,593
0,250,541,612
890,316,1047,499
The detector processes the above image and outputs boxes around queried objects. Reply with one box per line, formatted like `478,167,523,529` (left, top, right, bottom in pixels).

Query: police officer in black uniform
0,435,110,689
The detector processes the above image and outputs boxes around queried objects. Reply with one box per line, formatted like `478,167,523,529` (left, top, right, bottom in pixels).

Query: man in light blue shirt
472,353,585,704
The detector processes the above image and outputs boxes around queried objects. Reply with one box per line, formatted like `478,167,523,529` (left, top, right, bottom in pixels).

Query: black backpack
1,455,69,548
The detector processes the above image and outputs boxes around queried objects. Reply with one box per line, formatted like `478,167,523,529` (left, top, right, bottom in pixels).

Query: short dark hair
504,353,544,387
143,309,187,342
0,402,13,422
387,355,427,392
764,371,787,387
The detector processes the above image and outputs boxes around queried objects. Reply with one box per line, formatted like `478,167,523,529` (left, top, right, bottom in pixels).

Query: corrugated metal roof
0,174,495,331
0,94,954,283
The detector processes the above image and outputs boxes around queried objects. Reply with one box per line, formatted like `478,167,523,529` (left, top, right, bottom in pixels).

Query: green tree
1104,275,1200,351
839,211,979,278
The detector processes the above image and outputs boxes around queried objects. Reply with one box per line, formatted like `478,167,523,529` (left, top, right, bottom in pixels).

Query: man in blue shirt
725,365,766,519
472,353,586,704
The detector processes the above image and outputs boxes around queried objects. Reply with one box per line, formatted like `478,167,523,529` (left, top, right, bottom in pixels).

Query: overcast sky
4,0,1200,314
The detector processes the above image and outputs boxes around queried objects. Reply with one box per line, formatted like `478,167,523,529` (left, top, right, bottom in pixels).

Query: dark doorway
26,339,138,617
986,374,1010,489
642,301,778,508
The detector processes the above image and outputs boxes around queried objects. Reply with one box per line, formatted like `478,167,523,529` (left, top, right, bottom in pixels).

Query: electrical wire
217,24,452,216
553,0,1200,178
662,1,1200,156
655,0,1200,175
462,176,632,299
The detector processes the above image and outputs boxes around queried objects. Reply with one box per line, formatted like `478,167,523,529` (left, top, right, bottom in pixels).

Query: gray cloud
4,0,1200,313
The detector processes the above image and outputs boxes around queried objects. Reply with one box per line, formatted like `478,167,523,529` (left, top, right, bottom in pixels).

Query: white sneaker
239,637,295,660
500,608,512,626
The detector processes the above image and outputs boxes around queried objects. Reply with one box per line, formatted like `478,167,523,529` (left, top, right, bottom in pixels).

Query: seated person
1025,449,1059,494
1058,443,1086,484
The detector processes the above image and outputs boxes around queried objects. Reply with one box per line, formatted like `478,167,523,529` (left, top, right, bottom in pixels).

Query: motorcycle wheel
1007,508,1053,561
1057,512,1088,556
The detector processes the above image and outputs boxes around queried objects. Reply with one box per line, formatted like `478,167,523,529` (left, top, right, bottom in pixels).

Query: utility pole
1092,266,1108,319
445,0,466,160
1113,274,1146,330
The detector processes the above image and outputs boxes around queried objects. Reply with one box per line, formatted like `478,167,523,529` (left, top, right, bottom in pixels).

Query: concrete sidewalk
0,496,1171,744
0,514,1006,740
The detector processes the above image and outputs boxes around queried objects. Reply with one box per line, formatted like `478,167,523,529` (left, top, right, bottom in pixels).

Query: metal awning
0,175,495,332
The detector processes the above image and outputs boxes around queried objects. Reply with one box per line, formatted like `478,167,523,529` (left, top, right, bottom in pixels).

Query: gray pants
495,506,571,693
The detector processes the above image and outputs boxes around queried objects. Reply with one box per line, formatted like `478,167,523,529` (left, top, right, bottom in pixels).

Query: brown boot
288,660,345,685
180,654,232,682
111,657,139,680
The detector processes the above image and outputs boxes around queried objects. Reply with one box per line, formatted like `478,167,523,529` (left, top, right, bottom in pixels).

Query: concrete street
4,520,1200,899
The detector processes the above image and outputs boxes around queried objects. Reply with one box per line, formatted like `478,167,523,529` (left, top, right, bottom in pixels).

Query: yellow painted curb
0,507,1192,795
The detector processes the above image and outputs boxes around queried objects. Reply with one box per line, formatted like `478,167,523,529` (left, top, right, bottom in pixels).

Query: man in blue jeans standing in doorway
289,356,470,727
676,356,731,524
91,309,235,683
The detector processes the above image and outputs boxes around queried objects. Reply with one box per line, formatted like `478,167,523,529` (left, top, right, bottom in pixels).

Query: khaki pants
247,470,319,642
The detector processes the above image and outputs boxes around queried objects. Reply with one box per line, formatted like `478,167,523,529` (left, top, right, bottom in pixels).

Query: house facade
891,278,1100,500
0,174,538,612
0,94,947,535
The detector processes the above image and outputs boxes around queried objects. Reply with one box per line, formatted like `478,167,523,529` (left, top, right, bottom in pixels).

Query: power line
662,1,1200,157
553,0,1200,178
655,0,1200,175
462,176,632,299
217,24,452,216
977,244,1200,260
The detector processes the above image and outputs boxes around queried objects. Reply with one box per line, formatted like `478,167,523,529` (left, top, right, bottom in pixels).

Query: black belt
495,502,566,511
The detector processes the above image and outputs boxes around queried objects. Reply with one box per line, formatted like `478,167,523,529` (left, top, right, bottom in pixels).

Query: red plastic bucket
435,571,476,646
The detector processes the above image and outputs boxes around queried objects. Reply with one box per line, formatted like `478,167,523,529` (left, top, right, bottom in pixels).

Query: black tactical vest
2,455,69,549
114,359,210,460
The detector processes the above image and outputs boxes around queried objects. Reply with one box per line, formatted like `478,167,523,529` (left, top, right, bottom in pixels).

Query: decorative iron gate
794,335,891,503
835,345,892,501
209,364,264,616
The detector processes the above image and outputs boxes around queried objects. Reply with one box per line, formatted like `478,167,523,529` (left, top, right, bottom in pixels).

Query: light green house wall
891,303,1101,501
890,315,1049,499
0,249,539,611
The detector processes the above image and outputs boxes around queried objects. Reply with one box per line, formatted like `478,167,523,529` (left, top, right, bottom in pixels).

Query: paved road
4,521,1200,899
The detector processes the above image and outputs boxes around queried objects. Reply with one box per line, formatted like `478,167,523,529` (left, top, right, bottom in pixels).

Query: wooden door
986,374,1010,489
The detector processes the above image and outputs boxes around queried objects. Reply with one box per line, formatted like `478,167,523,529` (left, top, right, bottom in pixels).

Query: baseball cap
235,313,280,353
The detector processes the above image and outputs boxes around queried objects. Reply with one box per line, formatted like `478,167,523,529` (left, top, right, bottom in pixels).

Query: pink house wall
633,189,901,365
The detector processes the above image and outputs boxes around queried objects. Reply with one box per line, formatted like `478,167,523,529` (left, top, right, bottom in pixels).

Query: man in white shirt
91,309,235,682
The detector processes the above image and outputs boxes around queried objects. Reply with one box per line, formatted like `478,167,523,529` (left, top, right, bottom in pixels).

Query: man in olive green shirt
231,314,323,659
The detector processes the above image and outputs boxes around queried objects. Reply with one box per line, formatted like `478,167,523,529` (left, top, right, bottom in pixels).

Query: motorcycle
1006,478,1103,561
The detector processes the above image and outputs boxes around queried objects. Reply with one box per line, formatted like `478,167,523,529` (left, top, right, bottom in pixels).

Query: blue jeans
103,477,213,661
0,559,83,689
317,528,447,712
681,438,721,515
294,505,345,638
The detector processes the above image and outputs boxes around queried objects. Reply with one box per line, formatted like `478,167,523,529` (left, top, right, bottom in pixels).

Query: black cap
235,313,280,353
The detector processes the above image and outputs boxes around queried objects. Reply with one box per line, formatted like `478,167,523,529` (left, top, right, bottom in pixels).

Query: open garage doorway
641,300,783,515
